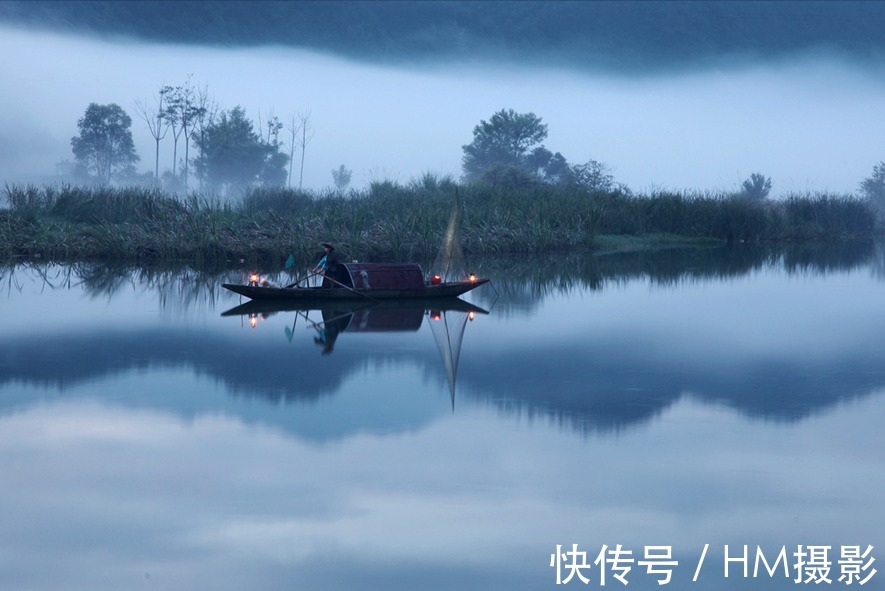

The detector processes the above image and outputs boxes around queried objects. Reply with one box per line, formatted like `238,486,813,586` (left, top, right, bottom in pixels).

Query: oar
285,267,325,288
284,259,378,303
300,308,361,330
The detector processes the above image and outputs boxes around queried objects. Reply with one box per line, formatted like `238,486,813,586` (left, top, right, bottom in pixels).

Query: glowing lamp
468,273,477,282
430,275,442,285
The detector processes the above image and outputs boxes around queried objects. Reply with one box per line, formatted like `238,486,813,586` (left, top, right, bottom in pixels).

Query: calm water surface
1,247,883,591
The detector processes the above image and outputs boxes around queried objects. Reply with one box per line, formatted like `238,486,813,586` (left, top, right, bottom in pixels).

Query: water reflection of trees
4,311,883,440
462,338,885,438
469,240,878,312
871,241,885,280
780,240,878,276
3,262,885,440
1,240,880,312
0,262,244,311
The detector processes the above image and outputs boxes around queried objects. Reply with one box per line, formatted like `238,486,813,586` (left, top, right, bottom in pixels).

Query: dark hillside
1,0,884,72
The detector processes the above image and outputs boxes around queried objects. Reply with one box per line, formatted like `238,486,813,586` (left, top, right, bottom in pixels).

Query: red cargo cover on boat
343,263,425,290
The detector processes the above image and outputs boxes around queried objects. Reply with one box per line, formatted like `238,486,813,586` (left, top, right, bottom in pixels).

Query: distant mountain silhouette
1,1,883,72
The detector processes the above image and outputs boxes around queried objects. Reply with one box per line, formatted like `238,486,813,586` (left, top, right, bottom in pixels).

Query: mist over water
2,24,885,195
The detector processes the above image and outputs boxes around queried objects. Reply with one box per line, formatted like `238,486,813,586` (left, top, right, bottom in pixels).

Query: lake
1,245,883,591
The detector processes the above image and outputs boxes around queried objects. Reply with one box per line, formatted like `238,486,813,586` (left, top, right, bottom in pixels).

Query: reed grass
0,180,878,266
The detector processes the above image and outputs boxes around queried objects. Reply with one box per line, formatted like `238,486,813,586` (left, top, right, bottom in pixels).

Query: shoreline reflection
1,243,883,439
2,240,881,313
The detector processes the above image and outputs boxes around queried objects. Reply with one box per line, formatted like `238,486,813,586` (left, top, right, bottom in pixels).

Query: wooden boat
221,290,487,364
223,262,488,302
220,296,489,318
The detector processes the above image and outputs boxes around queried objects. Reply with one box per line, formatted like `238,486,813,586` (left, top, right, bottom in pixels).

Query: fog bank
2,25,884,195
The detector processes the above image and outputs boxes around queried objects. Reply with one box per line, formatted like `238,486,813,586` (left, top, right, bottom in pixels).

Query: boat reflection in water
221,298,488,404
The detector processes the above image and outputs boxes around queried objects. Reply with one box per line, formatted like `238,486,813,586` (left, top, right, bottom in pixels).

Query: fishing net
430,193,468,282
428,309,471,408
428,193,474,405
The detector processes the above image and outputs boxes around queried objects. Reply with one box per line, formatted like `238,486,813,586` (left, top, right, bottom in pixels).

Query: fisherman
313,308,350,354
314,242,341,288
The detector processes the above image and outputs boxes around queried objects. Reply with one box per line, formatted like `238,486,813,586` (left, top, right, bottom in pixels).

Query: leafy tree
529,148,575,184
161,167,186,193
860,162,885,209
740,172,772,200
570,159,616,192
191,88,219,191
116,166,156,188
475,163,540,190
462,109,549,182
461,108,621,192
71,103,139,184
260,113,289,188
260,111,283,145
193,106,287,195
332,164,352,190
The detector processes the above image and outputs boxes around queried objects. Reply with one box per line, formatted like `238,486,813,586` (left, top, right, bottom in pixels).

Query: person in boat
313,309,351,354
314,242,341,288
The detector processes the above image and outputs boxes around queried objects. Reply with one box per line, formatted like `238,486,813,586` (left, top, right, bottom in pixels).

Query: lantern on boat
468,273,477,282
248,273,260,286
430,275,442,285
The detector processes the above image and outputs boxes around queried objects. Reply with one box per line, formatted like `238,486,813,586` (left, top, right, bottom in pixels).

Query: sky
2,23,885,196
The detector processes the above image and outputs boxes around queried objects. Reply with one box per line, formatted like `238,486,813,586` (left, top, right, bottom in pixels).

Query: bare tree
163,76,208,191
285,113,302,189
133,87,169,182
162,84,184,182
296,110,315,190
180,79,206,191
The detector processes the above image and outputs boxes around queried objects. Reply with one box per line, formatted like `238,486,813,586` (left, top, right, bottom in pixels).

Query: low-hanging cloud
2,24,885,195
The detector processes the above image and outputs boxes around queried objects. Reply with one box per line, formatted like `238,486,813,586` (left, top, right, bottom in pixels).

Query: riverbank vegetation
10,97,880,270
1,180,879,267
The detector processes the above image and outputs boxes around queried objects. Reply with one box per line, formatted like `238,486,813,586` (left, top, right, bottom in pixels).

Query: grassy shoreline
1,182,879,267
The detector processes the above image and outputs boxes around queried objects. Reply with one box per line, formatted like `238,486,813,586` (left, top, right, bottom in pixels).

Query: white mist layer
2,25,884,195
